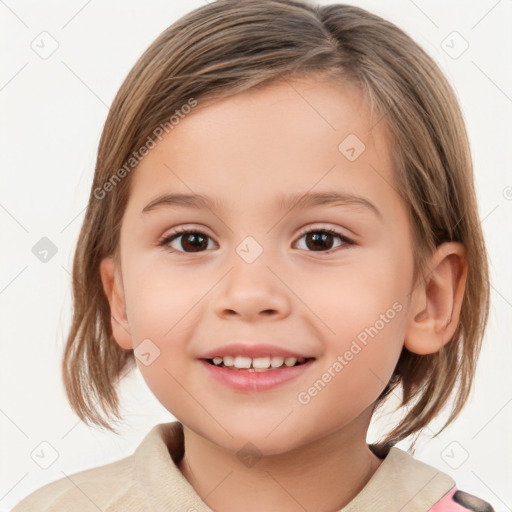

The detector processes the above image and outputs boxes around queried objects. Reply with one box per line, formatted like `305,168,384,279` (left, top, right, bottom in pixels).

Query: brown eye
159,227,353,255
295,229,353,253
160,229,215,253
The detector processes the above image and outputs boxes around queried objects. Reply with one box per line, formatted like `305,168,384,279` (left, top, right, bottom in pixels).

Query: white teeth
270,356,284,368
210,355,308,370
252,357,271,369
233,356,252,369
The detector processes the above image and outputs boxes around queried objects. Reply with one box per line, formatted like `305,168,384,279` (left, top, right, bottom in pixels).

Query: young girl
12,0,495,510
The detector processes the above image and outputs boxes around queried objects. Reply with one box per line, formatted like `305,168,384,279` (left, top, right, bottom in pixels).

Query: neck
177,409,383,512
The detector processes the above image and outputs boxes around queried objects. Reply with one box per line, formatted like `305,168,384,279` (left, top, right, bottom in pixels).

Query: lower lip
199,359,315,392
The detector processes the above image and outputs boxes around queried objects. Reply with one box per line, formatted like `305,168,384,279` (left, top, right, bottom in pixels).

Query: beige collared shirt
12,421,491,512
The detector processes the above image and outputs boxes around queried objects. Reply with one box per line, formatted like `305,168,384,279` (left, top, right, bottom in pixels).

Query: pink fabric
430,487,494,511
430,488,465,511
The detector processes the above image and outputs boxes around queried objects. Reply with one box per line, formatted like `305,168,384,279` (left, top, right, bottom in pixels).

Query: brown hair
62,0,490,446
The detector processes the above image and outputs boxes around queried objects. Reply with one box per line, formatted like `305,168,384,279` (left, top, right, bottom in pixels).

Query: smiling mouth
204,355,315,372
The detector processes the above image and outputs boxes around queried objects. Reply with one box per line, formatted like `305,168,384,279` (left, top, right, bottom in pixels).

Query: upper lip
199,343,315,360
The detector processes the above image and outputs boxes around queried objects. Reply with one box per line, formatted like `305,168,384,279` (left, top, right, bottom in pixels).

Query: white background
1,0,511,510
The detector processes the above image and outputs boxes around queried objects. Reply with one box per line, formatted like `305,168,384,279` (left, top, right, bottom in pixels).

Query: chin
211,419,315,457
228,433,304,458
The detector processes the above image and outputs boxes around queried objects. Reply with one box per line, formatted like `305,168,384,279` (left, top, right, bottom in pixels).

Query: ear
404,242,468,355
99,256,133,350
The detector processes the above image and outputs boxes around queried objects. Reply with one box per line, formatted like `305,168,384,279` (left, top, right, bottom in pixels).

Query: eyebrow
141,191,381,219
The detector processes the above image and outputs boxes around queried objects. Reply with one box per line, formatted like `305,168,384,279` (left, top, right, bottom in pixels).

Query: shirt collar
134,421,454,512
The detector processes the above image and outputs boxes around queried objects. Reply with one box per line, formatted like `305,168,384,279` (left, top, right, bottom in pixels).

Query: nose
214,260,292,321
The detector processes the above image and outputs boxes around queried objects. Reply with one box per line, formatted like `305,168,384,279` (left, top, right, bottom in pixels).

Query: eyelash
157,226,354,256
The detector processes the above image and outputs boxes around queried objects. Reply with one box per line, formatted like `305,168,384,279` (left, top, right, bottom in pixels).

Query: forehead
125,77,398,217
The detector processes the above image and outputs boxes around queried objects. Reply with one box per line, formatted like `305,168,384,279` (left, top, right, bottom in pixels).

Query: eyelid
294,223,351,240
158,225,215,247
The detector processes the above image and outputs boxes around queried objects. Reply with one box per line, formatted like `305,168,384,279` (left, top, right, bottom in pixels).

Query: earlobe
99,256,133,350
404,242,468,355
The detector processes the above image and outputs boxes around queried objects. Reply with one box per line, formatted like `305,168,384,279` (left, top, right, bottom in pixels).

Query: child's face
104,77,419,454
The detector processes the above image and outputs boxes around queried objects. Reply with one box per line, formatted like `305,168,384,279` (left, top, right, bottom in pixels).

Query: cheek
123,266,199,413
300,245,411,387
122,253,205,340
121,254,211,378
297,305,407,427
304,247,411,334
